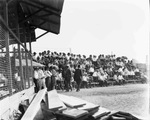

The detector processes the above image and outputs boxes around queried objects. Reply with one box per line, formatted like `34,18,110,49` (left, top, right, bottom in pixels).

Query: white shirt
38,69,45,79
124,68,129,76
93,71,98,77
89,67,94,73
113,75,118,80
15,73,21,81
44,70,52,78
118,75,123,80
134,68,139,72
82,76,88,82
34,70,39,79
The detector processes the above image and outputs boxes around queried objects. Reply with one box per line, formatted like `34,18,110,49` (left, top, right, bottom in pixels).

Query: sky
32,0,149,63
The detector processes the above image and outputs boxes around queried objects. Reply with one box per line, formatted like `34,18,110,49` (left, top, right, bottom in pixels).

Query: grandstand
0,0,148,120
0,0,64,119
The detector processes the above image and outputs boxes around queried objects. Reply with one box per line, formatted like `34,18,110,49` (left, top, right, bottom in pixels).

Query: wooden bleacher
21,88,47,120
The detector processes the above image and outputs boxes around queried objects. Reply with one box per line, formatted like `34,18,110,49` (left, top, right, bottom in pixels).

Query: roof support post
23,28,30,88
3,0,13,95
16,27,25,90
28,30,33,86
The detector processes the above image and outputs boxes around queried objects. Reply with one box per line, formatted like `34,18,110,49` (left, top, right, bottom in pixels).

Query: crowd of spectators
32,50,145,92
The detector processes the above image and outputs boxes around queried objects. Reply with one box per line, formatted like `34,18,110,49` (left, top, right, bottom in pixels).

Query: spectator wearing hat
113,73,118,84
38,67,46,90
64,64,72,92
50,66,58,90
74,65,83,92
82,71,89,88
56,69,64,90
44,67,52,91
89,65,94,76
118,74,125,85
32,52,37,61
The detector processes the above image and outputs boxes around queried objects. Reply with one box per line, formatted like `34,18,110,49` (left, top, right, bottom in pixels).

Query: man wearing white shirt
118,74,125,85
38,67,46,90
89,65,94,76
44,67,52,91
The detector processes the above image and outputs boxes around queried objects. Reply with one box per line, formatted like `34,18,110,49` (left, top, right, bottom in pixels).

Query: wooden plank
9,92,20,112
0,97,9,116
92,107,111,119
19,86,35,103
57,108,89,119
71,96,99,112
47,90,67,111
58,94,86,108
21,88,47,120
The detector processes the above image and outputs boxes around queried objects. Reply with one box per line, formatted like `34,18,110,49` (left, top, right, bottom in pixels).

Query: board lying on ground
47,90,67,111
58,94,86,108
21,88,47,120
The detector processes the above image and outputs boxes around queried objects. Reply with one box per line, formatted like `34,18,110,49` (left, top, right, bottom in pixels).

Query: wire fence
0,0,33,99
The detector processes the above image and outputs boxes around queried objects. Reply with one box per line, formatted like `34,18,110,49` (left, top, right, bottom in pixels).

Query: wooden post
24,28,30,88
29,30,33,86
3,0,13,95
18,44,25,89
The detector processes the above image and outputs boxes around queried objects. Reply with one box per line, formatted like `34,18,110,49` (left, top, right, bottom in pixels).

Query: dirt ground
58,83,149,119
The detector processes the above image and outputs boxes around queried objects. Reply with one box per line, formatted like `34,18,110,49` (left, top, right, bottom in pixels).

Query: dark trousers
50,76,56,91
45,77,52,91
64,78,72,91
82,81,88,88
76,80,82,91
33,78,39,93
56,80,64,90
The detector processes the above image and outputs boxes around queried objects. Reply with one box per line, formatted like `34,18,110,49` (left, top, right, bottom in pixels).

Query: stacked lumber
46,90,112,120
20,89,143,120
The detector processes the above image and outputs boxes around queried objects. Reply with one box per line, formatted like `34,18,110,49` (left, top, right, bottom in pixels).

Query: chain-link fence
0,0,33,99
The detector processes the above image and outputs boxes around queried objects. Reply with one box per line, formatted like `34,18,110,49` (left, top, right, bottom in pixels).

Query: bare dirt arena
59,83,149,119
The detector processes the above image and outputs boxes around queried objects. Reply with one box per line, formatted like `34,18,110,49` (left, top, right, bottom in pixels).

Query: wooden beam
34,21,46,29
19,0,60,17
7,0,15,4
30,24,59,34
27,0,60,13
36,31,49,40
19,7,45,24
33,15,59,24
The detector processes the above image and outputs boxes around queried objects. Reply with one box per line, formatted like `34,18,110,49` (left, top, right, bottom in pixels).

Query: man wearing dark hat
74,64,83,92
64,64,72,92
44,67,52,91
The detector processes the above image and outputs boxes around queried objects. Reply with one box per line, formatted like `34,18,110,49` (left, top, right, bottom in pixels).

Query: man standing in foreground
74,64,83,92
65,65,72,92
